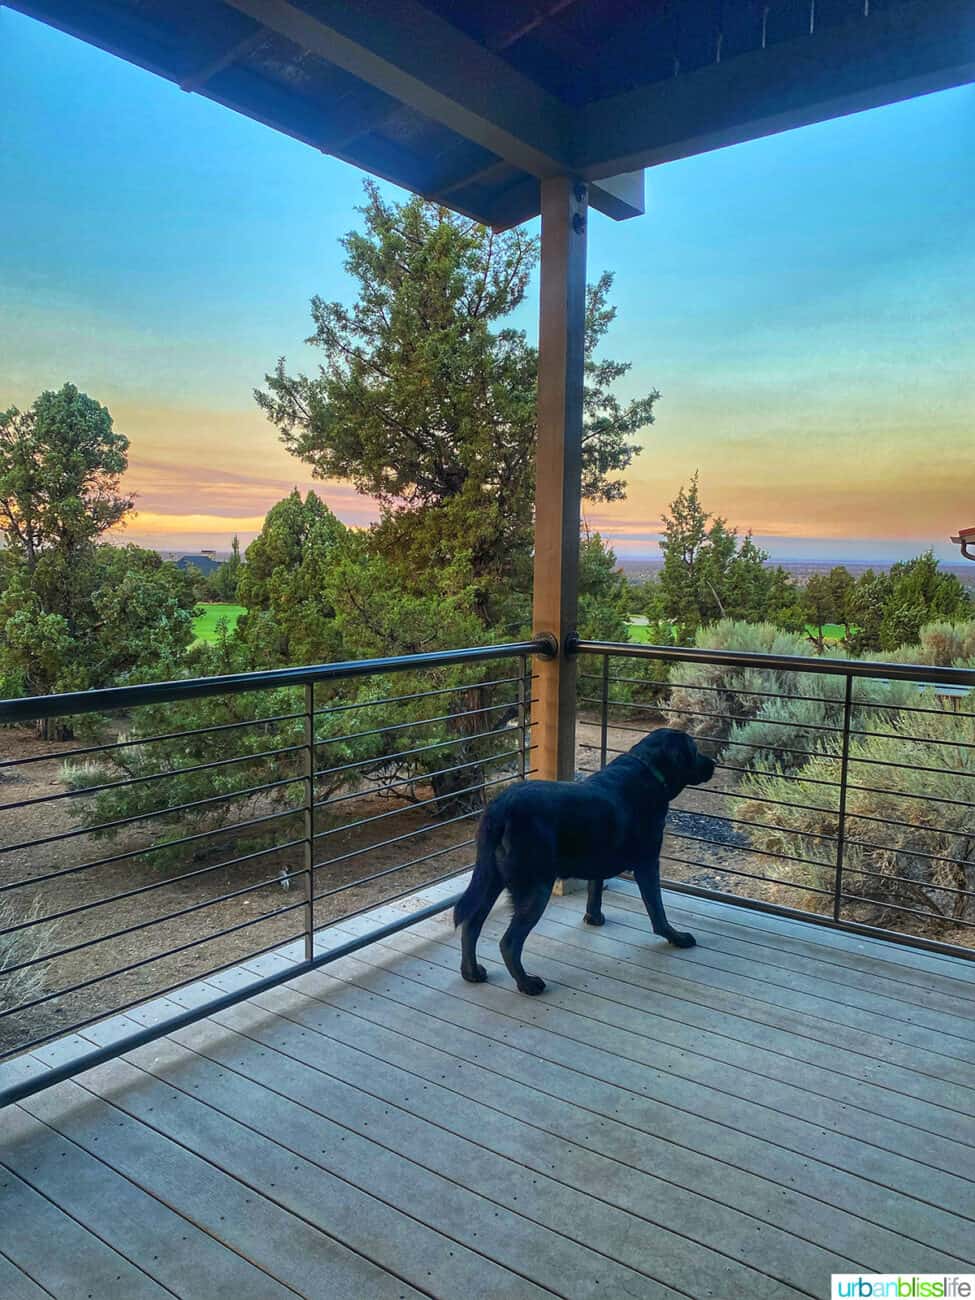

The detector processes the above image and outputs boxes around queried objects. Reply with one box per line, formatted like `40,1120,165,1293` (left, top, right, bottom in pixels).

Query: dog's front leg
584,878,605,926
633,862,695,948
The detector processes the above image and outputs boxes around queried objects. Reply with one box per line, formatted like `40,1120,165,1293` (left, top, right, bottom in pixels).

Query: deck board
4,882,975,1298
655,884,975,985
0,1250,56,1300
316,923,975,1186
4,1105,299,1300
605,886,975,1023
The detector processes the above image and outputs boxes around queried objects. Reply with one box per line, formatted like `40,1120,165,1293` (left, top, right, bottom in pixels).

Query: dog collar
632,754,670,795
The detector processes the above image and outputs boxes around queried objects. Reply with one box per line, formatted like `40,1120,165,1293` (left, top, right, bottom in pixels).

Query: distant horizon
138,523,966,569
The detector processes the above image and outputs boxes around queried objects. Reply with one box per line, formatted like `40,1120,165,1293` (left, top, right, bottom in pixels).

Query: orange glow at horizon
106,394,973,559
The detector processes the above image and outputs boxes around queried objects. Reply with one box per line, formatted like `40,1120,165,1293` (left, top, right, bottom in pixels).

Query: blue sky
2,7,973,561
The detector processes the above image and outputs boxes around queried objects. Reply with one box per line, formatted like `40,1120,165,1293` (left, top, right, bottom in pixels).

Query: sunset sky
2,9,973,563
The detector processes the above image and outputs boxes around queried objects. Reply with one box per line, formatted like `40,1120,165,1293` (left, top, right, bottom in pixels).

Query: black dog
453,728,715,995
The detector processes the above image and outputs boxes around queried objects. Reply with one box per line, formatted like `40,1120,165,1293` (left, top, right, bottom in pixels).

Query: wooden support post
531,175,588,784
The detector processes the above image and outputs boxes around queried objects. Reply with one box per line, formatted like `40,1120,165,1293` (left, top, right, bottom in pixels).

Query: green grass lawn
626,620,653,643
807,623,853,642
192,603,246,644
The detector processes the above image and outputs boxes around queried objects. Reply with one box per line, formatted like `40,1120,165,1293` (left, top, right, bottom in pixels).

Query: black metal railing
0,639,548,1103
574,638,975,962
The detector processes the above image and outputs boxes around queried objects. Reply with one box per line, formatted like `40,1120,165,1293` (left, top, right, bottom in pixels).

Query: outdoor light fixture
950,526,975,560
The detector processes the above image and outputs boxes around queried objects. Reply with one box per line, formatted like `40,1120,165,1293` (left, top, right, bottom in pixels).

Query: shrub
735,695,975,924
727,674,922,774
889,621,975,668
665,620,843,746
60,639,522,869
0,897,56,1013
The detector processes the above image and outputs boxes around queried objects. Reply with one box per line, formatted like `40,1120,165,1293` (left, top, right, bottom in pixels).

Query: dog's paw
583,911,605,927
517,975,546,996
667,930,696,949
461,963,488,983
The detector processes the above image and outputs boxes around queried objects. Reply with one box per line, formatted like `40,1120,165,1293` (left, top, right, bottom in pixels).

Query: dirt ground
2,715,970,1059
0,724,495,1056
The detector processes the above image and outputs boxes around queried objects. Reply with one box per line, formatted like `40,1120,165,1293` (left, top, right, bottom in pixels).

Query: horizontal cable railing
0,638,550,1103
573,637,975,962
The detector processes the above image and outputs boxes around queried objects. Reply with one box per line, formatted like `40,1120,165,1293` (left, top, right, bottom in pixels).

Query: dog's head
630,728,715,797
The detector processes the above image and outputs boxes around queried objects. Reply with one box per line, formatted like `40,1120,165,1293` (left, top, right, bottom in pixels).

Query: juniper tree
256,181,658,626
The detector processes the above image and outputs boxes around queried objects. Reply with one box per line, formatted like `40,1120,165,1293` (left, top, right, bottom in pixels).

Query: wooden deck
3,878,975,1299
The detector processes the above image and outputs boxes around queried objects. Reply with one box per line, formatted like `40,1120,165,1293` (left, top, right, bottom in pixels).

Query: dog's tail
453,808,504,928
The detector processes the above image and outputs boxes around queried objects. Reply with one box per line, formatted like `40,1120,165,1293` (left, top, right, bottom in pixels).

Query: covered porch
3,2,975,1296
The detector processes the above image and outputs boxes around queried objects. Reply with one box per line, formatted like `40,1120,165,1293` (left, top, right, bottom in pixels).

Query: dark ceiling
7,0,974,228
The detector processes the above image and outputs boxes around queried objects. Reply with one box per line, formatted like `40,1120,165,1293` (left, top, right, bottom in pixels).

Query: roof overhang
6,0,974,229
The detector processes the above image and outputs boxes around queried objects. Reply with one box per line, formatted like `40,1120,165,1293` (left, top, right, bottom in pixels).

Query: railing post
531,175,588,783
303,680,315,961
599,654,610,770
833,673,854,922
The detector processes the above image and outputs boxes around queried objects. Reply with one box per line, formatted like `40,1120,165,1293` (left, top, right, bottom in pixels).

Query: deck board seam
215,961,975,1247
21,1072,441,1300
651,886,975,980
69,1031,574,1300
126,1000,869,1289
8,1103,307,1300
0,1246,56,1300
0,1161,182,1300
652,901,975,1005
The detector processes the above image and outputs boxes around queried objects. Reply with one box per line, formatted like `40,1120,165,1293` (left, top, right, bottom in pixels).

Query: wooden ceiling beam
576,0,975,176
222,0,573,177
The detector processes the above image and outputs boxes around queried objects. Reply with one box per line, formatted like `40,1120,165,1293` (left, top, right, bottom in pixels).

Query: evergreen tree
212,534,242,603
658,475,796,636
801,566,855,651
847,552,971,652
0,385,195,720
256,182,658,625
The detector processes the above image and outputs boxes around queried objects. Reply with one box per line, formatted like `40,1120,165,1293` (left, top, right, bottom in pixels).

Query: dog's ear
634,728,686,782
681,731,716,786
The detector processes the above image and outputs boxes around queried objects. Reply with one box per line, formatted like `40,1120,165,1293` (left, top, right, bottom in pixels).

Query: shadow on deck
3,880,975,1299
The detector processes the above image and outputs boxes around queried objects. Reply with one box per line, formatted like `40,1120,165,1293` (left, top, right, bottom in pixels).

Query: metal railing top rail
571,636,975,689
0,637,554,724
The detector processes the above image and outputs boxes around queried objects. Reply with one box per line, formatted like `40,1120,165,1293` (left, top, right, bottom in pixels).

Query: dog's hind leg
584,878,605,926
460,873,504,983
500,881,553,995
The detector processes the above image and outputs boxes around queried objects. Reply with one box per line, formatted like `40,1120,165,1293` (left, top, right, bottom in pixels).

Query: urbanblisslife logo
831,1277,975,1299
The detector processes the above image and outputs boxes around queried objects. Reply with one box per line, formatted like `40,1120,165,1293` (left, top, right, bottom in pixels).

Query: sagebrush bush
662,618,975,931
0,897,53,1012
889,621,975,668
735,699,975,922
728,674,923,774
666,620,844,745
